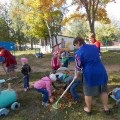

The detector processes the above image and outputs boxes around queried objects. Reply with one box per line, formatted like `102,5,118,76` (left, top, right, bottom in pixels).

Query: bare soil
0,61,120,75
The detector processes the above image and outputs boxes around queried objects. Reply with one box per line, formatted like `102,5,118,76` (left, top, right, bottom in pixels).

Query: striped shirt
75,54,82,71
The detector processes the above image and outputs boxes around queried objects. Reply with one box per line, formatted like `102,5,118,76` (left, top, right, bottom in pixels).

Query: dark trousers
23,75,29,88
64,76,81,101
70,80,81,101
35,88,49,103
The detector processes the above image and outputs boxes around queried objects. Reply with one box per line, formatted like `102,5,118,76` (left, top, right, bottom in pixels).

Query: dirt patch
105,64,120,73
0,62,119,75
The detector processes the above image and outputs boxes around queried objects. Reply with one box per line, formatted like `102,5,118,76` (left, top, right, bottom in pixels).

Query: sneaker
27,87,29,90
7,78,12,81
42,102,49,107
24,88,27,92
74,98,80,102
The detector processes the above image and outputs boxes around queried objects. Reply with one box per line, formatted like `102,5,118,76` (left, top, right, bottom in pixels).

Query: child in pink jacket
51,51,60,71
34,74,57,107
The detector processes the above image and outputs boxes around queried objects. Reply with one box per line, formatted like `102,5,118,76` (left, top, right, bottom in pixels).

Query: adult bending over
73,37,110,115
0,47,17,80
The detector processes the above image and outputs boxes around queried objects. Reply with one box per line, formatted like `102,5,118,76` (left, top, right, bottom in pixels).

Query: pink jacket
51,56,60,70
34,76,52,96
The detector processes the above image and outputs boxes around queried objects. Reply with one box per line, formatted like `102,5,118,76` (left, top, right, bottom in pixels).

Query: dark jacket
21,64,31,75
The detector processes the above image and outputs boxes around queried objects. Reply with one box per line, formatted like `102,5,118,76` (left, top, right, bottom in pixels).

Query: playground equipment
0,79,20,116
35,48,43,58
0,41,16,56
109,87,120,107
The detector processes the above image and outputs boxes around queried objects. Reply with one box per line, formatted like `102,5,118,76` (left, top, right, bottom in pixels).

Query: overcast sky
106,0,120,21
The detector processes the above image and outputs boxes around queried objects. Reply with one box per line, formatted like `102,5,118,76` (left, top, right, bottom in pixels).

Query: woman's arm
74,54,82,80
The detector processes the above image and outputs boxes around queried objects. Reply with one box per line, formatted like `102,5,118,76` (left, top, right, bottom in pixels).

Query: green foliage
50,10,63,36
22,1,63,38
0,18,10,41
63,20,89,38
96,23,120,42
9,0,28,45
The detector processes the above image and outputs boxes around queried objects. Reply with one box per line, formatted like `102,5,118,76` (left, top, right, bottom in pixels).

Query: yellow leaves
62,13,85,25
96,7,111,24
12,9,24,17
53,0,66,7
23,0,65,22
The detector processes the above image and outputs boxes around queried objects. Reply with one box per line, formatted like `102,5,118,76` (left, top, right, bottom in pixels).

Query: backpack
112,88,120,100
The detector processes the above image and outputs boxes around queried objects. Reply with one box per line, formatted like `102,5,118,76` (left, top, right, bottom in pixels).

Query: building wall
53,35,75,50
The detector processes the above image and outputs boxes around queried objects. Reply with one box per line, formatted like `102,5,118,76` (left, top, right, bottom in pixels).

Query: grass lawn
0,50,120,120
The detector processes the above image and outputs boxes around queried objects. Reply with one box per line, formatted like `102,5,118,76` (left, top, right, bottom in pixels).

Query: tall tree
0,18,9,40
64,0,115,36
62,19,89,38
0,1,12,41
9,0,27,49
21,0,64,46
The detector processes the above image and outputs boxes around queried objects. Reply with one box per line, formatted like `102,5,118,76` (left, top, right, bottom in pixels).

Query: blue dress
75,44,108,87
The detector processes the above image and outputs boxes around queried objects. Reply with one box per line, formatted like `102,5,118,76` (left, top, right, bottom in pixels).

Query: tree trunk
90,21,95,35
30,38,33,50
54,35,58,45
44,20,53,47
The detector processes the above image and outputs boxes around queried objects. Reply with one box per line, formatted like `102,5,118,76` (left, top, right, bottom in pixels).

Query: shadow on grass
1,71,120,120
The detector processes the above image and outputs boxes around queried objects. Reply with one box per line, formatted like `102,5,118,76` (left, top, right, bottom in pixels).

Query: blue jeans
70,80,81,101
23,75,29,88
64,76,81,101
35,88,49,103
70,80,80,101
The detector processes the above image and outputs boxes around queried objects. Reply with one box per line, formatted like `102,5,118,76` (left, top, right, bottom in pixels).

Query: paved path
101,46,120,50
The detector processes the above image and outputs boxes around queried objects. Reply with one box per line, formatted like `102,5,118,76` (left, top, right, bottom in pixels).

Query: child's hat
49,74,57,81
21,58,28,63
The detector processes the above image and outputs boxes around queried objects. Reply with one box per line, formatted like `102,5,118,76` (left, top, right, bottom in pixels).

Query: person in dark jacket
73,37,110,115
21,58,31,91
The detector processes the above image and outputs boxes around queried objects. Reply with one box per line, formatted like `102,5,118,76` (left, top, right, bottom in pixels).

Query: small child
51,51,61,71
56,68,81,102
61,50,69,68
34,74,57,107
21,58,31,92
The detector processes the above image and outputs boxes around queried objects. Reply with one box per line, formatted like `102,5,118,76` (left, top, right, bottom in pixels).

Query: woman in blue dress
73,37,110,115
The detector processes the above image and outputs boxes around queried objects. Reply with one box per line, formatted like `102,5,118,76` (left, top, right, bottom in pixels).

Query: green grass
102,51,120,65
0,50,120,120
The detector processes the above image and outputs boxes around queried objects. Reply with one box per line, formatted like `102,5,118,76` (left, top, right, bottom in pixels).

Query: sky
66,0,120,21
0,0,10,4
106,0,120,21
0,0,120,21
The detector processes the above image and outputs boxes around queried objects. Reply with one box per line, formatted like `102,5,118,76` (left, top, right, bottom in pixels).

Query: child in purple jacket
34,74,57,107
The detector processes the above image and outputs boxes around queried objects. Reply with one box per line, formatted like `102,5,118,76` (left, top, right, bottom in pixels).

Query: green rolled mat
0,90,17,108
